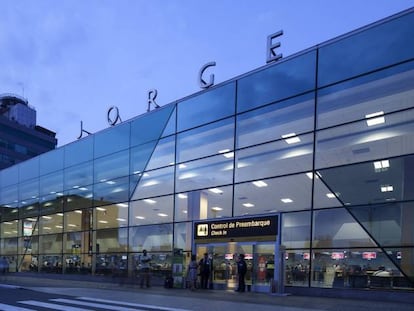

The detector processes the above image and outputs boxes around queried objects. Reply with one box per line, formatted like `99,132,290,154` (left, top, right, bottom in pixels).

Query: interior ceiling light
178,164,187,169
157,213,168,217
142,180,159,187
252,180,268,188
365,111,385,126
96,207,106,211
282,133,301,144
374,159,390,170
218,149,234,158
326,193,336,198
281,198,293,203
99,220,108,224
42,216,52,220
74,210,82,214
116,218,126,222
143,199,157,204
135,216,145,219
381,185,393,192
209,188,223,194
117,203,128,208
178,193,188,199
211,206,223,211
243,203,255,207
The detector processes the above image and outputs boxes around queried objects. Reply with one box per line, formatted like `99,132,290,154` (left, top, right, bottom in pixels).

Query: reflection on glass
128,224,173,252
130,195,173,226
235,134,313,183
234,174,311,216
237,93,314,149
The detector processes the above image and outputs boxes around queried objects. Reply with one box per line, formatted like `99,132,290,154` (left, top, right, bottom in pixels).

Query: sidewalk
1,273,413,311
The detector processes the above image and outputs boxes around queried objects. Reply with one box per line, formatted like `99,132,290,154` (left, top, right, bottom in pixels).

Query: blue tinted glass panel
64,135,94,167
177,82,235,132
237,51,316,113
39,148,64,175
94,122,130,158
177,118,234,163
317,60,414,129
130,141,157,175
237,93,314,149
0,166,18,187
130,105,175,147
18,157,39,182
0,185,18,205
318,11,414,87
94,149,129,183
39,171,63,197
64,161,93,190
161,105,176,137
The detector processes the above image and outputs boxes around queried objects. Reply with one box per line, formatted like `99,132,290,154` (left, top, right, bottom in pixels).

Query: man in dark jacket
236,254,247,292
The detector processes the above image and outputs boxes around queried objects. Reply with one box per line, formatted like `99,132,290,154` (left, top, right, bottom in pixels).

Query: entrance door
196,242,275,291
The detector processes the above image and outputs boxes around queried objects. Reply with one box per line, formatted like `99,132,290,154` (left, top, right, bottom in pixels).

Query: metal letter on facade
266,30,283,63
199,61,216,89
77,120,91,139
147,89,160,112
107,106,122,126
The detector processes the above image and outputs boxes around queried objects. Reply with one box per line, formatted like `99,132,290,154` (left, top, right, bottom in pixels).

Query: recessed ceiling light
374,159,390,170
136,216,145,219
211,207,223,211
143,199,157,204
178,193,188,199
243,203,255,207
209,188,223,194
282,133,301,144
381,185,393,192
252,180,268,188
365,111,385,126
326,193,335,199
157,213,168,217
281,198,293,203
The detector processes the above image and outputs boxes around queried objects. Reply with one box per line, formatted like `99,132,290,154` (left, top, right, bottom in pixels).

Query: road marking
19,300,94,311
0,303,35,311
78,297,192,311
51,298,146,311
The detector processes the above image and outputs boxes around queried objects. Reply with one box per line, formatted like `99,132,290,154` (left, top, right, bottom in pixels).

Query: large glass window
64,161,93,191
312,208,376,248
94,176,129,206
315,109,414,169
145,136,175,170
64,135,94,167
0,165,18,187
18,157,39,182
177,82,235,132
174,185,233,222
39,171,63,197
237,51,316,113
39,148,64,176
317,61,414,129
94,150,129,183
318,12,414,87
130,105,175,147
282,211,311,249
130,166,174,200
96,204,128,229
96,228,128,253
176,155,233,193
1,220,19,238
235,133,313,183
237,93,314,149
94,122,130,158
128,224,173,252
129,195,173,226
234,174,312,216
39,233,63,254
39,213,63,235
177,118,234,163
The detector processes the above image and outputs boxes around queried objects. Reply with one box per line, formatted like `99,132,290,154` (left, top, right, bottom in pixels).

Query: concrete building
0,94,57,169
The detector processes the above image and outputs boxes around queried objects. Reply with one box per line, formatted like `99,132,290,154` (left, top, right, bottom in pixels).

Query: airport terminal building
1,8,413,294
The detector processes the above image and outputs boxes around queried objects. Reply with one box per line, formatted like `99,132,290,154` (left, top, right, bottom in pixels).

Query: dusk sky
1,0,413,147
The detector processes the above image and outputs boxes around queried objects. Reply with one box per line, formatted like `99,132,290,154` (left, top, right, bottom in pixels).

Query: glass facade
1,8,414,293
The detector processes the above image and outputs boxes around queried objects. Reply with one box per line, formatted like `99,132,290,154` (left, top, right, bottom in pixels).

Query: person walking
139,249,151,288
236,254,247,292
198,253,212,289
187,254,199,291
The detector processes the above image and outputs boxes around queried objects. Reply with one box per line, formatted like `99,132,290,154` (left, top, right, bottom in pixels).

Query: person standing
236,254,247,292
187,254,199,291
198,253,212,289
139,249,151,288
